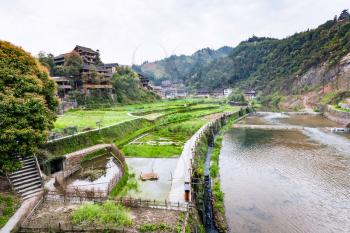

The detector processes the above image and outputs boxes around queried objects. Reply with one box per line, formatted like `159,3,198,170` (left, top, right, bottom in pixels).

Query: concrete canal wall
324,105,350,127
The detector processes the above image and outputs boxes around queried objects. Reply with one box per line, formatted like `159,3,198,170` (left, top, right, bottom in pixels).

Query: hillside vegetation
133,46,233,88
137,10,350,108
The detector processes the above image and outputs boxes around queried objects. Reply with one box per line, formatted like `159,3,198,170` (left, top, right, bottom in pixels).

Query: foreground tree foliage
0,41,58,172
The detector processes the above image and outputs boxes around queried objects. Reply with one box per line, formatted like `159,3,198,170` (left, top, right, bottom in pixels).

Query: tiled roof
74,45,97,54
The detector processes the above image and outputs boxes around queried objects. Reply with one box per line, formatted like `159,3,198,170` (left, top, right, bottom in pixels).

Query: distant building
52,77,73,99
164,87,177,99
196,88,210,98
223,88,232,97
176,88,187,98
53,45,120,97
53,54,66,66
151,85,163,97
103,63,119,74
244,90,256,101
73,45,99,65
137,73,151,89
211,89,225,98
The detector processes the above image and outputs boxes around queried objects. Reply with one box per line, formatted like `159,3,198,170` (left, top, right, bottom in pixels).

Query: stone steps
8,156,43,199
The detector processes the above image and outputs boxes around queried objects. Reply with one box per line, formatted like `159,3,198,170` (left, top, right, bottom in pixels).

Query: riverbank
190,108,251,233
324,105,350,127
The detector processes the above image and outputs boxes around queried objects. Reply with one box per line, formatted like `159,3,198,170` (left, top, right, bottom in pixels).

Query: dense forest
136,10,350,100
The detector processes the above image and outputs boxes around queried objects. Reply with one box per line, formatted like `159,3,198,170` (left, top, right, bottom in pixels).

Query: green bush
122,144,182,158
71,201,132,227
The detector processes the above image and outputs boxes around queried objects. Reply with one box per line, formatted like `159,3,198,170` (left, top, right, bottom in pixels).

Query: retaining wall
324,105,350,127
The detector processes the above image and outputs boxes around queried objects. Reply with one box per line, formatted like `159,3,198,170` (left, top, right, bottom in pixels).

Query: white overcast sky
0,0,349,65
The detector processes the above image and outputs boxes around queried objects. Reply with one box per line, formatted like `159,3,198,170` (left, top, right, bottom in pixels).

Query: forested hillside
137,10,350,108
133,46,233,87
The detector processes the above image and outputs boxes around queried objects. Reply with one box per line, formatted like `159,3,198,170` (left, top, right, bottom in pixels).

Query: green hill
136,10,350,108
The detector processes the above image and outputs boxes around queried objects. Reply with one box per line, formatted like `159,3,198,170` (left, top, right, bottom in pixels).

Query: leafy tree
0,41,58,172
64,51,83,78
38,51,55,76
111,66,160,103
228,89,245,102
82,65,103,84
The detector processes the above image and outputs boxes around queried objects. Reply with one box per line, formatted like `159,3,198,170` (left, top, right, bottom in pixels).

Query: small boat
140,172,159,181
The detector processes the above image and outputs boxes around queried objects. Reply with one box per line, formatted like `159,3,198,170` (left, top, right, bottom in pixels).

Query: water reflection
220,114,350,233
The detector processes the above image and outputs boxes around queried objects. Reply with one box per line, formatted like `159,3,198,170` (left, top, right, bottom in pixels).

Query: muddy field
22,201,181,231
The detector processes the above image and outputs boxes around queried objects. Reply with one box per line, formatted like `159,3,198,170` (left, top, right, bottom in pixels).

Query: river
220,113,350,233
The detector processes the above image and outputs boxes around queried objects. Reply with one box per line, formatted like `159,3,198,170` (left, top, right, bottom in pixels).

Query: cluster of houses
151,80,187,99
196,88,233,98
53,45,151,99
52,45,256,102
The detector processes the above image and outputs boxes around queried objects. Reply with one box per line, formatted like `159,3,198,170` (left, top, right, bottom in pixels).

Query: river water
220,113,350,233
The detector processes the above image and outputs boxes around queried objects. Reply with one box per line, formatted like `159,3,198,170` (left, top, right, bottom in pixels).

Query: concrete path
168,124,207,203
168,114,225,203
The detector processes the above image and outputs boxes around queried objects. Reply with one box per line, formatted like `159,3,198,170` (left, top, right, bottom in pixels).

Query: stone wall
63,144,126,173
324,105,350,127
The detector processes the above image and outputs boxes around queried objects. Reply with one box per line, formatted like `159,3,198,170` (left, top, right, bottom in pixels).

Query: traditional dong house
53,45,119,96
196,88,210,98
150,85,164,97
137,73,151,89
73,45,98,64
211,89,224,98
52,77,73,99
244,89,256,101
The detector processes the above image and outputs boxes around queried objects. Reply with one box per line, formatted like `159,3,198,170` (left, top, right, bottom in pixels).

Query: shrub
71,201,132,227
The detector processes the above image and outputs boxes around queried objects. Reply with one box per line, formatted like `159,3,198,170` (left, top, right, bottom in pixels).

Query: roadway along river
220,113,350,233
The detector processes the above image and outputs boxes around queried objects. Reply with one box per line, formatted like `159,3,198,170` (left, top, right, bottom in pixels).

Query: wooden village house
52,45,152,99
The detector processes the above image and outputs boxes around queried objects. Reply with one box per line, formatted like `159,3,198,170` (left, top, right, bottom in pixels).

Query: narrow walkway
168,114,224,203
168,124,206,202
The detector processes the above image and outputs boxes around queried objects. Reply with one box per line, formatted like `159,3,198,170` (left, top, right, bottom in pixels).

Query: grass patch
122,144,182,158
0,193,20,228
153,119,207,142
139,223,173,232
71,201,132,228
54,110,133,133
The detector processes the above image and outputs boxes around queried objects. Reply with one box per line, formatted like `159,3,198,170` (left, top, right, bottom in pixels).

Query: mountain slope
133,46,233,87
136,10,350,108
